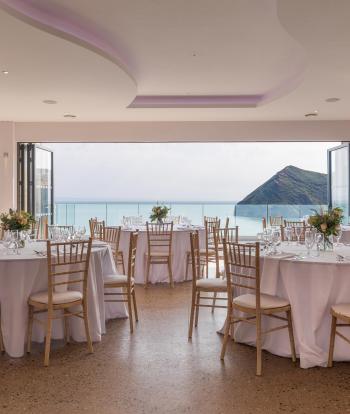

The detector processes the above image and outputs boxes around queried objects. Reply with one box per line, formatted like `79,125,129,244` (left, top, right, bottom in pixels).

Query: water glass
334,229,342,246
295,227,302,245
284,227,292,245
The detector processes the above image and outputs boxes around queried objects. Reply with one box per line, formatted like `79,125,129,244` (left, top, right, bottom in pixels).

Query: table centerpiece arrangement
0,209,36,247
308,207,343,249
150,205,170,224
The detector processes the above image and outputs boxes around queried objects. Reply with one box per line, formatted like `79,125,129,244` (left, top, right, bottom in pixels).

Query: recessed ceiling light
305,111,318,118
325,97,340,103
63,114,77,118
42,99,57,104
2,70,9,75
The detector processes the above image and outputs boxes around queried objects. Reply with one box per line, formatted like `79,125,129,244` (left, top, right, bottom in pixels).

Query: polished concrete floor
1,283,350,414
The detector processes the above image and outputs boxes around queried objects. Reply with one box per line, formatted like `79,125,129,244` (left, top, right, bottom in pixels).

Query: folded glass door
18,144,54,226
328,143,349,222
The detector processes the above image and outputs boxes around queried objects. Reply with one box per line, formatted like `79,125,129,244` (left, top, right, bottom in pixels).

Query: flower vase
322,237,333,251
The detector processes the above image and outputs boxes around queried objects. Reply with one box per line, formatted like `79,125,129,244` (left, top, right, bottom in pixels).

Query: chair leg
0,309,4,353
120,252,125,274
132,289,139,322
212,292,217,314
27,305,34,354
64,309,70,344
145,257,151,288
328,314,337,368
188,289,196,339
82,302,93,354
127,288,134,334
256,313,262,376
220,307,231,360
44,310,53,367
168,257,174,288
194,291,200,327
185,253,190,281
286,310,296,363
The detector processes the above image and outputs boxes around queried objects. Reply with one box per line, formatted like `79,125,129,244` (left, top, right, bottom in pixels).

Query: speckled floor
1,283,350,414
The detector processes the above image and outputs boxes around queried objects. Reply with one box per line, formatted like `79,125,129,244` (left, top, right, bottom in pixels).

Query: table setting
0,216,127,358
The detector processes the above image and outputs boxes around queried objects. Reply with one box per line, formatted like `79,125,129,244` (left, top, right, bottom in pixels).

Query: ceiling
0,0,349,122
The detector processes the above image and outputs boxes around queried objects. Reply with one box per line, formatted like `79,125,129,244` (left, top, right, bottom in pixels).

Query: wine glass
315,232,324,256
304,230,315,256
284,227,292,245
263,229,272,255
295,226,302,245
271,228,281,254
335,228,343,246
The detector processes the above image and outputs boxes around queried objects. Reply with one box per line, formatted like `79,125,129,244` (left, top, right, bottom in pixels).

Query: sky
46,142,337,202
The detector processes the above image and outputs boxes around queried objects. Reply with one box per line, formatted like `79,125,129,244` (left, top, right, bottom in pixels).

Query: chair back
46,238,92,306
146,222,173,256
215,226,239,246
224,217,230,229
204,216,220,226
89,218,105,239
204,218,220,250
126,231,139,282
262,217,267,230
270,216,283,227
102,226,121,255
223,240,261,310
165,215,181,225
47,225,74,240
190,231,202,285
282,220,309,242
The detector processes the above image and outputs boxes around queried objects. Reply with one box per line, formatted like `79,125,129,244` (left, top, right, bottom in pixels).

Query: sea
55,201,327,237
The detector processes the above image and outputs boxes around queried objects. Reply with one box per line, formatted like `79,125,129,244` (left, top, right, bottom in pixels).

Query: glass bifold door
17,143,53,226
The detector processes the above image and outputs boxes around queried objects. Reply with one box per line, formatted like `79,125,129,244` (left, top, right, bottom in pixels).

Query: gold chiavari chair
145,222,174,288
185,218,221,280
220,240,296,376
188,231,227,339
104,231,139,333
328,303,350,367
270,216,283,227
89,218,105,240
27,238,93,366
102,226,125,274
46,224,74,240
282,220,310,242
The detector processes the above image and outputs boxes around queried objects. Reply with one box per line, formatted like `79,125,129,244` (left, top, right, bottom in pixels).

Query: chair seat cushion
332,303,350,318
104,274,134,285
233,293,289,310
29,290,82,305
196,278,227,290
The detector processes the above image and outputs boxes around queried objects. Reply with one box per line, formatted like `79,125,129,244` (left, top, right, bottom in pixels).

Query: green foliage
308,207,343,238
150,205,170,222
0,209,35,231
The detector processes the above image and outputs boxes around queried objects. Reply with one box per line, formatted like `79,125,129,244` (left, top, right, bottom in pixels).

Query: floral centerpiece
150,205,170,224
0,209,35,232
308,207,343,248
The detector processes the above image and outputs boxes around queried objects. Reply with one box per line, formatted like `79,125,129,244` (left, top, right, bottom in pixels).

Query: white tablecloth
230,243,350,368
0,241,127,357
119,226,205,284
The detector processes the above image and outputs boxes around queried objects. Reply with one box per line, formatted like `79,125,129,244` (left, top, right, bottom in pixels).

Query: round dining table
119,225,205,284
225,242,350,368
0,240,127,358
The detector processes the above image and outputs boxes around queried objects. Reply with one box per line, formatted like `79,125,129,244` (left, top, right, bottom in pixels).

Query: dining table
119,225,205,284
224,242,350,369
0,239,127,358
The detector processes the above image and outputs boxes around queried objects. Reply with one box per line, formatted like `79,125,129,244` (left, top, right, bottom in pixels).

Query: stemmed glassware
271,228,281,254
295,226,302,245
304,230,315,256
334,228,343,246
263,229,272,255
314,232,324,256
284,227,292,245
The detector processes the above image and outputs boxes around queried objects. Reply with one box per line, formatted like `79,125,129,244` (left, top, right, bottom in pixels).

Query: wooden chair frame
89,218,105,240
220,240,296,376
145,222,174,288
281,222,310,242
270,216,284,227
27,238,93,366
328,307,350,367
104,231,139,333
188,231,228,339
102,225,125,274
